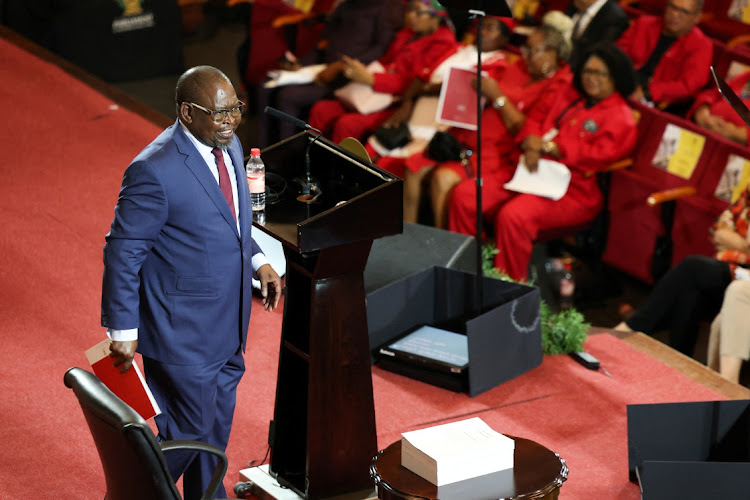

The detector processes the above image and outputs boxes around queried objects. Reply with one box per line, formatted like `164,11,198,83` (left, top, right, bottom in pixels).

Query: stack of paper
401,417,515,486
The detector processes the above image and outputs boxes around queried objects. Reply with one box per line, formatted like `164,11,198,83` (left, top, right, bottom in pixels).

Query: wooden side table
370,437,568,500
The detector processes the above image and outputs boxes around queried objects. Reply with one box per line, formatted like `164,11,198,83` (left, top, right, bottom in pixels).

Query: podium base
237,465,377,500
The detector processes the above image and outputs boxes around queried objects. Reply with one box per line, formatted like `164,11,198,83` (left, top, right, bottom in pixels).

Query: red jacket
617,15,713,104
373,26,458,96
688,70,750,138
518,85,638,205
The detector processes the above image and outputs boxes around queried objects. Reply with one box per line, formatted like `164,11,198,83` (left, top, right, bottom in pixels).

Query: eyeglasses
581,68,611,78
184,101,245,123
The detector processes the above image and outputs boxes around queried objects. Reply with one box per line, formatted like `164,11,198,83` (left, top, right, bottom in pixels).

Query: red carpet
0,33,727,499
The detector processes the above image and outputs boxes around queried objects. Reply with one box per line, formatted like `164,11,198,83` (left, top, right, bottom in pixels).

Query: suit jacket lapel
172,123,240,239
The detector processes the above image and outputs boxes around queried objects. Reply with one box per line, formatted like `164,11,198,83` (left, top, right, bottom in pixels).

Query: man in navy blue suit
102,65,281,500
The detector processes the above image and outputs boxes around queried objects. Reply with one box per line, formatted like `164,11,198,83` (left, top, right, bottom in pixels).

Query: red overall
308,26,457,143
616,15,713,104
449,86,638,280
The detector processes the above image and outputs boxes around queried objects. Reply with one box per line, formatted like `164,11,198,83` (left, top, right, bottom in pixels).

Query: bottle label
247,172,265,193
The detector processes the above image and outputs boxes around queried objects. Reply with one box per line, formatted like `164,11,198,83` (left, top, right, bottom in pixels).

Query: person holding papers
256,0,403,146
386,25,572,229
450,42,637,281
307,0,458,144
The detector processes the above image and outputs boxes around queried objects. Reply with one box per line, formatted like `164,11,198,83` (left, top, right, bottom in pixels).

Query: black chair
63,367,228,500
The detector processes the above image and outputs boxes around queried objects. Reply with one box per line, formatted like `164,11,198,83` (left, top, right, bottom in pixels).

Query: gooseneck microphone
264,106,310,131
264,107,322,201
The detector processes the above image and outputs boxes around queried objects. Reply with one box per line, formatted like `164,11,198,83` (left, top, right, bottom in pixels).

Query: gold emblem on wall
117,0,144,17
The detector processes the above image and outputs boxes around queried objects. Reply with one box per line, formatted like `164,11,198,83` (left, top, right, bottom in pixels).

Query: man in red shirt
616,0,712,109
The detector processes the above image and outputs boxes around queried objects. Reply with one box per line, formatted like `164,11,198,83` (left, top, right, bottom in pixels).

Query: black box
627,400,750,499
367,266,543,397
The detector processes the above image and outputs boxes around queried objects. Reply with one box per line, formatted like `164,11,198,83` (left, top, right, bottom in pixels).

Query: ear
179,103,193,124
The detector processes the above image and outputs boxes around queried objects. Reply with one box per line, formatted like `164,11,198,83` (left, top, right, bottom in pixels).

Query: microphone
264,106,310,131
264,106,322,201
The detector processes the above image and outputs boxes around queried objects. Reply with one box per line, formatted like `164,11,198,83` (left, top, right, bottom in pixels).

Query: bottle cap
251,148,261,156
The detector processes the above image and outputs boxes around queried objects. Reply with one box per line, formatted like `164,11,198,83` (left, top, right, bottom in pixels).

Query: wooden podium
254,132,403,499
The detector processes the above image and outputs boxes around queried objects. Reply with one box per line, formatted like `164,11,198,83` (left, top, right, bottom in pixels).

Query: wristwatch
542,140,556,155
492,96,507,110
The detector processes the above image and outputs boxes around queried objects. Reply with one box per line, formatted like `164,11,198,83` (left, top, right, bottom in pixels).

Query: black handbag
426,131,463,162
374,122,411,150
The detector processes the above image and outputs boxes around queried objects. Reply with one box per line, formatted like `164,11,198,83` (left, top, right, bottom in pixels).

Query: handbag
374,122,412,150
426,131,464,162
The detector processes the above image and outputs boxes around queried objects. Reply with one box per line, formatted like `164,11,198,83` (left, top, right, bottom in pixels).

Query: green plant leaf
482,243,589,355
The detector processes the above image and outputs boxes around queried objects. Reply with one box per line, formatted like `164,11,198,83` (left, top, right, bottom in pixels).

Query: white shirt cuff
107,328,138,342
252,252,270,273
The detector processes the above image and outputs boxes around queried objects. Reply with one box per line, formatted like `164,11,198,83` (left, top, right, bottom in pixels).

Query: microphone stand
299,128,323,202
471,9,486,315
264,106,322,202
436,1,510,316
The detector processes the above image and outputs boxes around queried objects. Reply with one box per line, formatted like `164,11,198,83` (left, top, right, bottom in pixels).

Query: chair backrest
64,367,181,500
627,102,718,189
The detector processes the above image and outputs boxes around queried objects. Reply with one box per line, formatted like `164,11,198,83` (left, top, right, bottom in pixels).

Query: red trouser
309,100,395,143
449,174,601,281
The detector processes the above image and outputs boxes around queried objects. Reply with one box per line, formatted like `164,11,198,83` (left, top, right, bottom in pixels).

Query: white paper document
333,61,393,115
503,157,571,200
264,64,327,88
400,417,515,486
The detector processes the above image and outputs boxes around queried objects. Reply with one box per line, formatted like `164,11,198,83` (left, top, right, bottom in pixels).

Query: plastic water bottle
246,148,265,211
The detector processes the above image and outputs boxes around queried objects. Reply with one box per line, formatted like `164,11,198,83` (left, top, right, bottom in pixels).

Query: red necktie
211,147,236,221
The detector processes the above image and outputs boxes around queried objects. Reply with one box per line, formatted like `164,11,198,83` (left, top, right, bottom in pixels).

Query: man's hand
257,263,282,311
109,340,138,374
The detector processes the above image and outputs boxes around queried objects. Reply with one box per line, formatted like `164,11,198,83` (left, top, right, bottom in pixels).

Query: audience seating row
602,101,750,284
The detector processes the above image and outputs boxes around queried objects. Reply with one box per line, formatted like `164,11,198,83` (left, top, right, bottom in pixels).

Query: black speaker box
364,223,477,294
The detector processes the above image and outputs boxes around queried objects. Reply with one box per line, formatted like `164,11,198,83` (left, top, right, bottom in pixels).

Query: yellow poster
728,0,750,23
651,123,706,179
285,0,315,13
715,154,750,203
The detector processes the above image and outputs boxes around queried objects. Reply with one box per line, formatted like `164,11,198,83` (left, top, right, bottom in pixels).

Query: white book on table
400,417,515,486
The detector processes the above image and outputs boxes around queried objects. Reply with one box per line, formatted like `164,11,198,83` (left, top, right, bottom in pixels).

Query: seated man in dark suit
616,0,712,111
256,0,404,146
565,0,630,69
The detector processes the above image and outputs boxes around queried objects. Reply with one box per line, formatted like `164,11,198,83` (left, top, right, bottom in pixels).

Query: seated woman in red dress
394,25,572,229
449,41,638,281
688,69,750,146
307,0,457,144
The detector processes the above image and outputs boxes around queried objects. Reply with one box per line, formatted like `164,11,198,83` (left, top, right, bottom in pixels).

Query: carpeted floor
0,18,736,500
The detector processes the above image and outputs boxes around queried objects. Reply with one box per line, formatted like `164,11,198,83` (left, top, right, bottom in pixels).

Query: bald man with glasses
616,0,713,109
102,65,281,500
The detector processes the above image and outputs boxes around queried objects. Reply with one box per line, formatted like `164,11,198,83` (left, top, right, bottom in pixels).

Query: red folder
85,339,161,420
436,66,486,130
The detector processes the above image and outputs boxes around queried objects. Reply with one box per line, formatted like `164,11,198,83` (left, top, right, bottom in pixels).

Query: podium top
254,132,403,254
